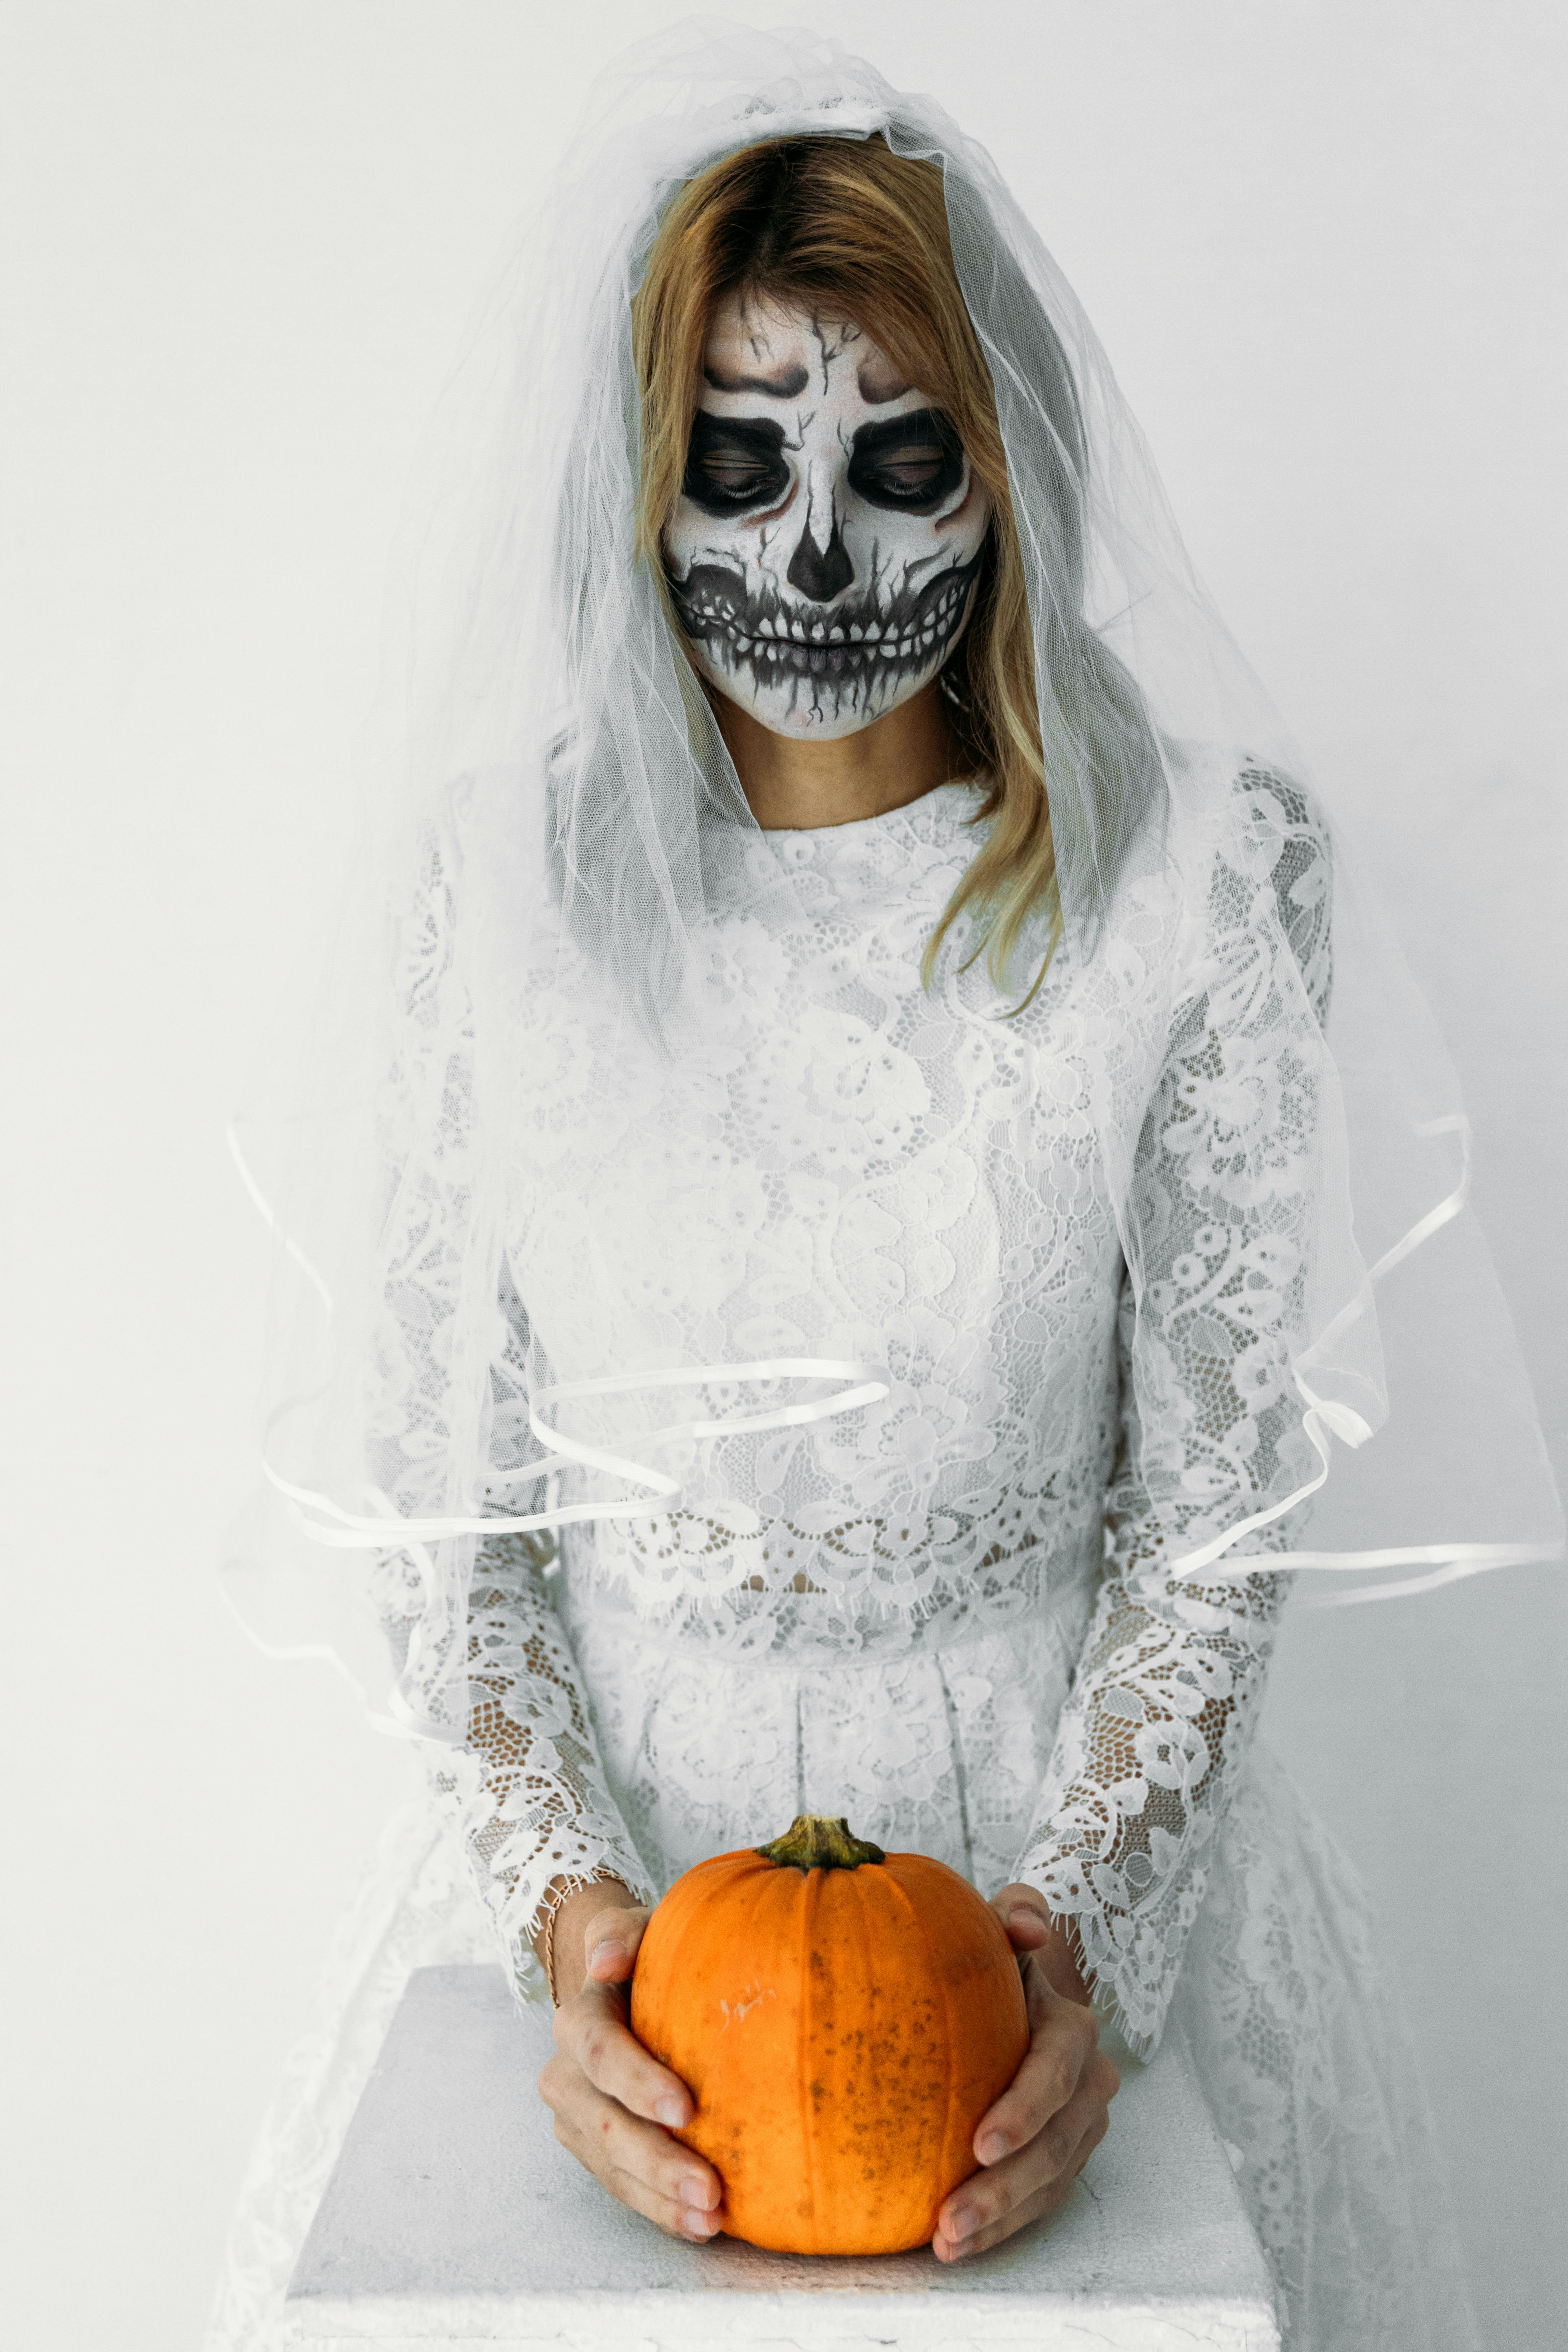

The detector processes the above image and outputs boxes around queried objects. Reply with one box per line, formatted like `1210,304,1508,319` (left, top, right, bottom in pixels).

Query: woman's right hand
535,1881,726,2244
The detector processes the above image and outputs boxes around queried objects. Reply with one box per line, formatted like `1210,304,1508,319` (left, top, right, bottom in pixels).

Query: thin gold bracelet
542,1871,624,2007
542,1899,560,2007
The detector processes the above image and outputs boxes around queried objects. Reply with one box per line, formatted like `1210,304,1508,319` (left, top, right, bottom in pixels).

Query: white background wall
2,4,1563,2346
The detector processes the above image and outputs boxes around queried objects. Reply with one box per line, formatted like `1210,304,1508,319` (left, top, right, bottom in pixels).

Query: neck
712,681,964,830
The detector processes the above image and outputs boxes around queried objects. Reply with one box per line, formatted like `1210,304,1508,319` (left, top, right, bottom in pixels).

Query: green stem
756,1814,887,1871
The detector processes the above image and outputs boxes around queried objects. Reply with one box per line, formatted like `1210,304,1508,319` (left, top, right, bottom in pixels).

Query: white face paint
662,294,993,740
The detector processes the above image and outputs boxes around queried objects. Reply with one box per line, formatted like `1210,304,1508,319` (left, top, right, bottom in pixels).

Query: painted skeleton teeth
671,551,982,707
712,595,963,665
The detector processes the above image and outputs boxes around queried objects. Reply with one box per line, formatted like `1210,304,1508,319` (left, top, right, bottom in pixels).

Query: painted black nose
786,513,855,603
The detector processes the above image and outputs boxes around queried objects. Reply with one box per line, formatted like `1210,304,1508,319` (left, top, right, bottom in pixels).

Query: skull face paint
662,295,993,740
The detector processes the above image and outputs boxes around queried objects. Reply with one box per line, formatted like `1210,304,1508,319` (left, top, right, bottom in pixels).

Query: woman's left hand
932,1884,1120,2263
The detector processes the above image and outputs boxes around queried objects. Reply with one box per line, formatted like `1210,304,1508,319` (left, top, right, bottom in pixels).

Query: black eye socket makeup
682,412,790,513
848,408,965,512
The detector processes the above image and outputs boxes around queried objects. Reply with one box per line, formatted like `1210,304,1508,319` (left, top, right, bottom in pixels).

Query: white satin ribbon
265,1358,890,1549
233,1107,1554,1604
226,1118,334,1312
1167,1111,1561,1598
226,1120,889,1551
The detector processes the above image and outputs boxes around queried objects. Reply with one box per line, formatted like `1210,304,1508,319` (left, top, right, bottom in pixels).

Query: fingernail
977,2130,1009,2164
683,2206,718,2237
656,2097,687,2129
587,1938,620,1970
678,2173,712,2206
946,2203,978,2240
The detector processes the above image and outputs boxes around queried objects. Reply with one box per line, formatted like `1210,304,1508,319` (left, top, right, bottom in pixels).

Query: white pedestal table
282,1961,1280,2351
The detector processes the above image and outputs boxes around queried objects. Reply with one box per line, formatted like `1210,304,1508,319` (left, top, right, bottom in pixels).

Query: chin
700,654,938,742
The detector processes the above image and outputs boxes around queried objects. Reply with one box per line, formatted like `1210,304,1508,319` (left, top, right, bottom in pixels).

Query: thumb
583,1902,651,1983
991,1881,1053,1951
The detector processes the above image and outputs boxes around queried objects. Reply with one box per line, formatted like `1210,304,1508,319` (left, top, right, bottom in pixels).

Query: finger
1023,2059,1116,2186
559,2136,724,2242
990,1883,1054,1951
972,1994,1099,2163
605,2171,726,2244
581,1903,651,1984
934,2110,1107,2262
542,2064,725,2222
944,2060,1114,2246
547,1995,708,2138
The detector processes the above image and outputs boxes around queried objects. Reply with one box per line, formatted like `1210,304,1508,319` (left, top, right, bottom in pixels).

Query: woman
211,29,1560,2352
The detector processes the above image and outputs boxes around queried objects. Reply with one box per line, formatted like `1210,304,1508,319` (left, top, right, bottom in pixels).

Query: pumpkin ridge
764,1854,813,2228
850,1858,892,2239
883,1861,959,2237
721,1861,786,2185
798,1859,823,2247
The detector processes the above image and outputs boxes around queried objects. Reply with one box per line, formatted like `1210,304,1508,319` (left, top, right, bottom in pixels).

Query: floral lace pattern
1014,764,1333,2045
210,764,1481,2351
398,761,1338,2057
1173,1745,1480,2352
418,1541,657,2002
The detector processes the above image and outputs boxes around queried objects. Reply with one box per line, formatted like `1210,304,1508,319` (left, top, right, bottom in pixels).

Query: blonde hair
632,134,1156,1002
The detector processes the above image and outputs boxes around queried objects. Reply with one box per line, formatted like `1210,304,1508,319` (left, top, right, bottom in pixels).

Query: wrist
536,1876,638,2004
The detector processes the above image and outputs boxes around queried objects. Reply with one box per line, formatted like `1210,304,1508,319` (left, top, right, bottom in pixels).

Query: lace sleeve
1014,766,1332,2056
369,819,656,2005
413,1530,658,2005
372,1445,659,2007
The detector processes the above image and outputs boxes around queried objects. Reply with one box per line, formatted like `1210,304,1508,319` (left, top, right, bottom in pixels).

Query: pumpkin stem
757,1814,887,1871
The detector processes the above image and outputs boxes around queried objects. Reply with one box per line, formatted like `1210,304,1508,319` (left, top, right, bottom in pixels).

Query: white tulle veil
225,20,1562,1741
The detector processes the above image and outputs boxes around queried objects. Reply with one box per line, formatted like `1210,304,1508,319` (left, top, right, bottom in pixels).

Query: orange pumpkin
629,1813,1029,2255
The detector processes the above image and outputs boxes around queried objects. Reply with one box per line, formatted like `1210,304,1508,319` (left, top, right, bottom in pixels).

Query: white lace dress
209,775,1479,2352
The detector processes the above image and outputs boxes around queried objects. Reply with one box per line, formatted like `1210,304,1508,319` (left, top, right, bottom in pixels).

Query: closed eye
864,444,947,495
696,454,784,502
683,413,790,515
849,409,964,513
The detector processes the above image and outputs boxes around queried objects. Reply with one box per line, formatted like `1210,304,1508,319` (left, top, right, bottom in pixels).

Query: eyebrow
703,360,812,397
857,363,913,404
